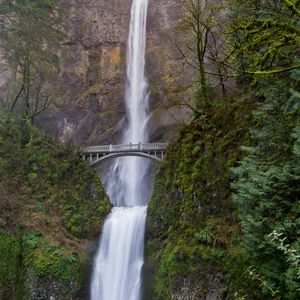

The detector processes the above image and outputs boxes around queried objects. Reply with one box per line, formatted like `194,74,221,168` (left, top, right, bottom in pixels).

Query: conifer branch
282,0,300,17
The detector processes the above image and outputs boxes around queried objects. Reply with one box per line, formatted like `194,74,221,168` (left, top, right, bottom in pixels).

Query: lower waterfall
90,0,150,300
91,207,147,300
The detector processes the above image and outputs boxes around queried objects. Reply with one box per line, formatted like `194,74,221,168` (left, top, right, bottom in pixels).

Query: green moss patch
0,113,110,299
146,98,267,299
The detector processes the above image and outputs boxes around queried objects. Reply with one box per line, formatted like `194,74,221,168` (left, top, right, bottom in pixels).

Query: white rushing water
91,0,150,299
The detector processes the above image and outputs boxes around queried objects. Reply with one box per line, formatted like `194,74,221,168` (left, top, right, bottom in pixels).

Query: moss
146,97,268,299
29,242,81,284
0,230,21,299
86,83,102,96
0,112,111,298
0,230,89,299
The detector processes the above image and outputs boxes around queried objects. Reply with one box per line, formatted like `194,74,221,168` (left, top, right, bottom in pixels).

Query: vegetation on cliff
146,0,300,299
0,0,62,121
231,71,300,299
0,0,298,299
0,1,112,299
146,98,262,299
0,112,110,299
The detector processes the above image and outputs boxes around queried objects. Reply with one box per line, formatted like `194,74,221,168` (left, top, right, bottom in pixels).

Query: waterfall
90,0,150,299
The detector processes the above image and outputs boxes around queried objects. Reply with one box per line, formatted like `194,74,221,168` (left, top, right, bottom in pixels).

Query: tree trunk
23,57,31,122
197,59,208,108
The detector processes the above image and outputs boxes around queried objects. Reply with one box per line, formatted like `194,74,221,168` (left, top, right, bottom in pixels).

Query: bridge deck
83,143,167,154
82,143,167,165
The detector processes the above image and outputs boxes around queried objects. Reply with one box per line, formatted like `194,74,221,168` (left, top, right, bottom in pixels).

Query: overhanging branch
282,0,300,17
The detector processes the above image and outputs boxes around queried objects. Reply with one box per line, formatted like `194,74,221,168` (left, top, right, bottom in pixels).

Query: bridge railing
83,143,167,153
141,143,167,150
83,145,110,152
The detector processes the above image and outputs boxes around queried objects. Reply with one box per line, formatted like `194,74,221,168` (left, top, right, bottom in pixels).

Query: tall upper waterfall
90,0,150,299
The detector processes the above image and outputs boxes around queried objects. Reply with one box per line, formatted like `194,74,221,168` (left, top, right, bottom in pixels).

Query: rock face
34,0,191,146
171,269,225,300
0,0,234,146
144,100,259,300
25,268,79,300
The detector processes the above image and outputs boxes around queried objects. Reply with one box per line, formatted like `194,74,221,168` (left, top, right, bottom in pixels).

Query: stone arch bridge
82,143,167,166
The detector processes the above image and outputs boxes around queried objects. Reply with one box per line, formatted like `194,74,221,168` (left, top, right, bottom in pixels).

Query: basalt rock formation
35,0,192,146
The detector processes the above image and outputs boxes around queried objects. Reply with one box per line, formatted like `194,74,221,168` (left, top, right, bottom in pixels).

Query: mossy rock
145,98,268,299
0,112,111,299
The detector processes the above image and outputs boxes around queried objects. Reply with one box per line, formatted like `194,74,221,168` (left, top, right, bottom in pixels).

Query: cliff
144,98,270,300
0,113,110,299
32,0,193,145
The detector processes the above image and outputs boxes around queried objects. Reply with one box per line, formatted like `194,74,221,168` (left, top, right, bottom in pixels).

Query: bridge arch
82,143,167,166
89,152,162,167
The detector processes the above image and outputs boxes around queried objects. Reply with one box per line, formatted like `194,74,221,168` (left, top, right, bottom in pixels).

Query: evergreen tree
229,1,300,298
232,57,300,300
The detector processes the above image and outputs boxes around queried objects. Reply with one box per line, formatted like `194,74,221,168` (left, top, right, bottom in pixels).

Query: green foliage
24,239,82,285
232,69,300,299
194,224,215,244
22,230,40,249
0,113,110,238
146,98,262,299
155,241,204,299
225,1,300,298
0,230,20,299
0,229,84,299
228,0,300,74
0,112,110,298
